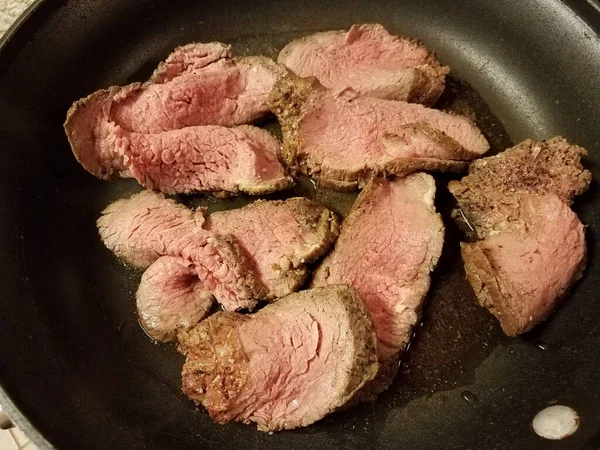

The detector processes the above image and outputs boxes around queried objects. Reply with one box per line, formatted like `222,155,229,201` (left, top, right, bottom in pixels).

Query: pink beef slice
97,190,263,311
119,124,293,196
268,74,489,191
137,256,215,342
64,91,292,196
111,56,287,133
150,42,232,83
178,284,379,431
206,198,340,299
312,173,444,395
461,194,586,336
98,191,339,304
278,24,449,105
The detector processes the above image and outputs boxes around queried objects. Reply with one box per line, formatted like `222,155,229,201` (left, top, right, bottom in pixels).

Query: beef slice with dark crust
206,197,340,299
279,23,448,105
449,136,591,238
178,284,379,431
461,194,586,336
137,256,214,342
448,137,591,335
268,74,488,190
312,173,444,396
97,190,263,311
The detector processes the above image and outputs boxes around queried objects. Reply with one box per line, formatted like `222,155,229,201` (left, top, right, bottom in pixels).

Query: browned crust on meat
178,312,250,416
267,74,317,170
450,136,591,207
449,136,592,238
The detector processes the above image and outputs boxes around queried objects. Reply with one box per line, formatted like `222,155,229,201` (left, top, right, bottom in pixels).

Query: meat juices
64,44,292,196
269,74,489,190
178,285,379,431
449,137,591,335
313,173,444,394
279,24,449,105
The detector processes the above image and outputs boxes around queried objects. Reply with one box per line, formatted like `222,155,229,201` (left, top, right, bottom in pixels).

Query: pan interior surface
0,0,599,449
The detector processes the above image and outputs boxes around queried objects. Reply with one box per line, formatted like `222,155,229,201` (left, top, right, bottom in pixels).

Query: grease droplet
461,390,479,409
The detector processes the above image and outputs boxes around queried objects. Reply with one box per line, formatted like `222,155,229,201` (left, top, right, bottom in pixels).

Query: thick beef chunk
449,137,591,335
279,24,448,104
178,285,378,431
313,173,444,395
269,74,488,190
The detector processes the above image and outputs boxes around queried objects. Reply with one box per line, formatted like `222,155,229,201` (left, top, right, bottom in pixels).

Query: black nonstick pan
1,0,599,448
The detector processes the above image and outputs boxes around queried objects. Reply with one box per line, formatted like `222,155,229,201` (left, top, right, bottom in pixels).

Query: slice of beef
312,173,444,395
98,192,339,304
65,91,292,195
461,194,586,336
268,74,489,190
206,198,340,299
178,284,378,431
112,56,286,133
120,125,292,196
150,42,232,83
449,136,591,238
97,191,263,311
278,24,449,105
137,256,215,342
448,137,590,335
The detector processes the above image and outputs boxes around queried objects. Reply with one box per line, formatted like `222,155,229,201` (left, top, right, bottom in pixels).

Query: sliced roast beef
461,194,586,336
312,174,444,395
65,91,292,196
111,56,286,133
449,137,591,335
206,198,340,299
278,24,448,105
97,191,263,311
268,74,489,190
137,256,214,342
64,43,290,195
98,192,339,307
178,284,378,431
120,124,292,196
449,136,591,238
150,42,232,83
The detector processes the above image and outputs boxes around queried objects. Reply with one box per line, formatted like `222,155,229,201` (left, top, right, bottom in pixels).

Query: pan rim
0,1,53,448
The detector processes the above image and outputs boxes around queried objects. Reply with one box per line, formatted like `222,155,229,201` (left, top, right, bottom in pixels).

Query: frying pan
1,0,599,448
